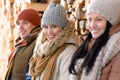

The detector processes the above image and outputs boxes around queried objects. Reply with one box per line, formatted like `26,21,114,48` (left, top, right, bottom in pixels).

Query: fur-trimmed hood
33,21,79,57
70,31,120,80
109,18,120,36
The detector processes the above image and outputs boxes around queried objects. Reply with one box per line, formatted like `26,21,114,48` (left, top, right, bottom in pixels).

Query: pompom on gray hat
86,0,120,26
41,0,68,28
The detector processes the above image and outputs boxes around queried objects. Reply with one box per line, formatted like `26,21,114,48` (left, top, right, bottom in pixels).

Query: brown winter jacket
100,51,120,80
100,21,120,80
5,26,41,80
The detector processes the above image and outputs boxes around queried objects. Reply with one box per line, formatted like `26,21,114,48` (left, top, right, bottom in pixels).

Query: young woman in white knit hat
29,0,80,80
69,0,120,80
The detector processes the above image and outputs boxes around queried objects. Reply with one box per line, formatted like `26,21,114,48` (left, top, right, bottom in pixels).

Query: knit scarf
70,31,120,80
30,44,67,80
29,21,75,80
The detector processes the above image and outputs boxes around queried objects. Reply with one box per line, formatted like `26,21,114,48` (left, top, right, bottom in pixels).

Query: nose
47,27,53,34
89,20,97,29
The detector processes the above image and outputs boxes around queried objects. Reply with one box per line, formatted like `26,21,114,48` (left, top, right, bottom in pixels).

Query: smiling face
16,20,36,38
86,12,107,39
42,24,62,41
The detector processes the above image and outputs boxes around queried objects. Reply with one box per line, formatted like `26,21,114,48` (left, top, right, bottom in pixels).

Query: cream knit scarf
70,31,120,80
29,21,74,80
30,44,67,80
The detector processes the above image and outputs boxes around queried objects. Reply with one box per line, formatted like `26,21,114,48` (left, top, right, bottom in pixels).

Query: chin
92,35,99,39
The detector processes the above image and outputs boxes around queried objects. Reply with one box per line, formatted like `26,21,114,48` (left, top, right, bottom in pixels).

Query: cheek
27,25,35,32
101,23,107,32
86,22,91,30
56,29,61,33
54,29,61,35
42,30,48,37
24,27,30,33
42,29,47,34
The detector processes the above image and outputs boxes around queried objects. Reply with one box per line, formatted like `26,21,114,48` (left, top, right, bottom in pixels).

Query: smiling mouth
47,36,54,39
92,29,99,33
46,35,55,39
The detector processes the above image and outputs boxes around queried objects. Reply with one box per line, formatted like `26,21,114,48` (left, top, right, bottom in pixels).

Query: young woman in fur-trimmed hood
29,0,80,80
69,0,120,80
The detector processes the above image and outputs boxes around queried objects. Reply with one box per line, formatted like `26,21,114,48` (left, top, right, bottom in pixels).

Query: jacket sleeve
108,52,120,80
53,45,78,80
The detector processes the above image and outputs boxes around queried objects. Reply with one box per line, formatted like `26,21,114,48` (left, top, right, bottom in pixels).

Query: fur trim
34,21,75,57
70,31,120,80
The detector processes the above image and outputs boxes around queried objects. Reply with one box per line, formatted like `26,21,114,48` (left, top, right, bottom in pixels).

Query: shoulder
103,31,120,55
56,44,78,64
112,51,120,66
108,31,120,44
105,51,120,80
60,43,78,57
56,44,78,63
101,31,120,66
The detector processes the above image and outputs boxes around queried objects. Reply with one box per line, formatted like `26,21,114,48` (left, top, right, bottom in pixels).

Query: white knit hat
86,0,120,26
41,0,68,28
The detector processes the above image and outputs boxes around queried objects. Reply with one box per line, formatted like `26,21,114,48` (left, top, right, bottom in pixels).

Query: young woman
69,0,120,80
29,0,80,80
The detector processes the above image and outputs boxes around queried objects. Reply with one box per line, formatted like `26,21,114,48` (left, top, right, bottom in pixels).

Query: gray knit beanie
86,0,120,26
41,0,68,28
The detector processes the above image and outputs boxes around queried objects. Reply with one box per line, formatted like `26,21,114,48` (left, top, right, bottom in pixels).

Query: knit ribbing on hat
41,2,68,28
86,0,120,26
17,8,40,26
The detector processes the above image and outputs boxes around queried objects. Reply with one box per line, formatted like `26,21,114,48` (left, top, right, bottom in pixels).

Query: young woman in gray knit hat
69,0,120,80
29,0,80,80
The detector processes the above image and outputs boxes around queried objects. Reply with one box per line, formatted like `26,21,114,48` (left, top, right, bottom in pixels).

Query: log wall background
0,0,90,80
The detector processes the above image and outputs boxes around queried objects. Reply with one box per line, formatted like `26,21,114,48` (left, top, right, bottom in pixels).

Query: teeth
47,35,54,37
20,32,23,34
47,35,55,39
48,36,54,38
92,30,98,33
20,31,25,35
93,31,97,33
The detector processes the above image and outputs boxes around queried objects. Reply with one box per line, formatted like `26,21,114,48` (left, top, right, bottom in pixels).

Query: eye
16,22,20,25
51,24,57,28
42,25,48,28
87,18,92,23
96,18,102,22
23,20,29,24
